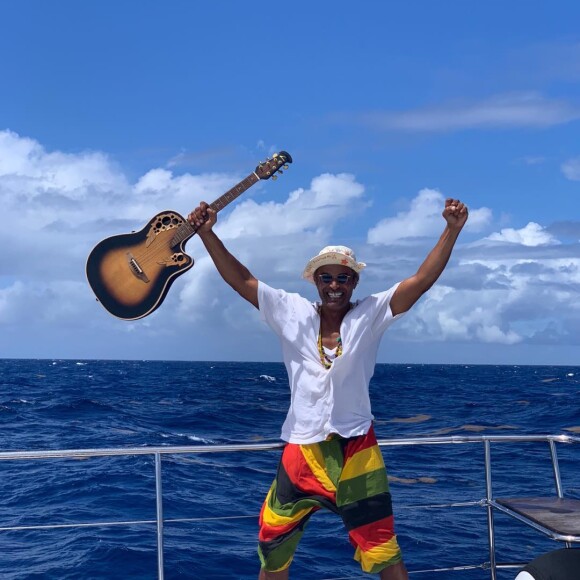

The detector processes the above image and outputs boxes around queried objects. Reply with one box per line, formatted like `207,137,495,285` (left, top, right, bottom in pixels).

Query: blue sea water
0,359,579,579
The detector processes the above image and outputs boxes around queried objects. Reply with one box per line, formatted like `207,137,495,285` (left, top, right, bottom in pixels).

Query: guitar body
86,210,195,320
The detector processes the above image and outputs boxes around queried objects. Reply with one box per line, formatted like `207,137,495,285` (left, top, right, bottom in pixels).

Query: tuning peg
283,165,289,170
273,153,278,158
278,170,283,174
272,175,278,181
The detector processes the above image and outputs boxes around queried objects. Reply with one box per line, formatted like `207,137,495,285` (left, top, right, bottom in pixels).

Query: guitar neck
209,171,260,213
171,171,260,246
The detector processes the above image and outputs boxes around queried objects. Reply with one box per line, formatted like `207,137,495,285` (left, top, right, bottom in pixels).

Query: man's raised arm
389,198,468,317
188,202,259,309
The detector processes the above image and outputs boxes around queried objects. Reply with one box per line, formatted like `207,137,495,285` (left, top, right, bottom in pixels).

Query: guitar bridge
126,252,150,283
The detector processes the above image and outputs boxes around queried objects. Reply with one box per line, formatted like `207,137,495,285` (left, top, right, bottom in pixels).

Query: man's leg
379,560,408,580
259,442,331,577
338,427,406,578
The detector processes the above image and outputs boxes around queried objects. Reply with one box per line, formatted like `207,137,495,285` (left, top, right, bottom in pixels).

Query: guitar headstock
255,151,293,181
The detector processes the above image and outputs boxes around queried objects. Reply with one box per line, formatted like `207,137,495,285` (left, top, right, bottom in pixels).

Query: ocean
0,359,579,579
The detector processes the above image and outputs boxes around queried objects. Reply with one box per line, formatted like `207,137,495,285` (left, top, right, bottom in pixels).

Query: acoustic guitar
86,151,292,320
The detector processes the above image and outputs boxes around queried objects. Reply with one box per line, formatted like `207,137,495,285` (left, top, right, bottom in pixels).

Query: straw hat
302,245,366,283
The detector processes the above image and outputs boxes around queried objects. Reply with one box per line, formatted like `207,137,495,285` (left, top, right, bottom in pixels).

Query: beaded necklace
316,302,352,369
318,331,342,369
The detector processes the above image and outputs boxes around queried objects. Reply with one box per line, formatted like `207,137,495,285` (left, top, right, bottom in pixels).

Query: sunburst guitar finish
86,211,195,320
86,151,292,320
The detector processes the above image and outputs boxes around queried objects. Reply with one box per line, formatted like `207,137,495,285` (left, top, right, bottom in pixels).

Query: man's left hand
442,198,468,230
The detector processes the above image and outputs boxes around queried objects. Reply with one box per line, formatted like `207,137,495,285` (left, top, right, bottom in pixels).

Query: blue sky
1,1,579,364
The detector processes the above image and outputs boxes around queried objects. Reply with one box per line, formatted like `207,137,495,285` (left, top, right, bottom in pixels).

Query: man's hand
188,202,217,234
442,198,468,231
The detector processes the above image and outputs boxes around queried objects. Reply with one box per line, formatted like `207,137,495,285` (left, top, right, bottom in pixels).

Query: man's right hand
188,201,217,234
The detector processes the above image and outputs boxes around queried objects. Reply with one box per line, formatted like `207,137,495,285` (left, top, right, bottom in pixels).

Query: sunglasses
317,273,354,285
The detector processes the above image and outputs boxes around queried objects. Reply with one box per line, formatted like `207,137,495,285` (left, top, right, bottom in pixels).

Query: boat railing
1,434,579,579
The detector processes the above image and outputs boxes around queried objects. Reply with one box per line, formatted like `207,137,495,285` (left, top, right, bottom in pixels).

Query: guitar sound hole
153,213,184,234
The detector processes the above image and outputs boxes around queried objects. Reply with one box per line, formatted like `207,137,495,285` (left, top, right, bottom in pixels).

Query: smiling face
314,264,358,312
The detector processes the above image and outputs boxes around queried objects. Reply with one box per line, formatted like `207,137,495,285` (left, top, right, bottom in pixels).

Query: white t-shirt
258,281,405,444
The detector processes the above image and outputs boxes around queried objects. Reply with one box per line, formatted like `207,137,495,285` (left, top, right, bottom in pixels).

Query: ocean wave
46,398,116,413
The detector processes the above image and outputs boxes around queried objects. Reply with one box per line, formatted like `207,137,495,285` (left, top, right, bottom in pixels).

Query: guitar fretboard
210,172,259,212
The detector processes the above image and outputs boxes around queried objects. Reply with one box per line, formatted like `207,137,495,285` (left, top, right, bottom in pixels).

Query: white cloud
476,324,522,344
176,255,222,321
0,279,87,325
135,168,174,193
0,130,127,205
486,222,559,246
398,254,580,347
221,172,367,239
358,92,580,132
398,284,524,345
367,189,492,245
0,129,579,360
561,156,580,181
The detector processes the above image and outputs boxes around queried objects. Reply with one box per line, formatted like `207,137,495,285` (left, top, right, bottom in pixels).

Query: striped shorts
258,425,403,574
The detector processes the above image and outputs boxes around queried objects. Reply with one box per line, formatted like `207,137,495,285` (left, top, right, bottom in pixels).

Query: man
188,197,468,579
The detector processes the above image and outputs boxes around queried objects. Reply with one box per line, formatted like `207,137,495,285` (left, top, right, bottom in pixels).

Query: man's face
314,264,357,311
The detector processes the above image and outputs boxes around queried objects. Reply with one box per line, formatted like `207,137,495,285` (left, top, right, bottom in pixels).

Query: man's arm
389,198,468,316
188,202,259,309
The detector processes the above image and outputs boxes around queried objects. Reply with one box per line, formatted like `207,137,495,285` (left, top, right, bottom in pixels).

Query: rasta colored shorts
258,425,403,574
